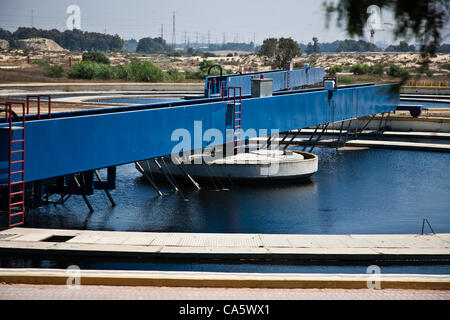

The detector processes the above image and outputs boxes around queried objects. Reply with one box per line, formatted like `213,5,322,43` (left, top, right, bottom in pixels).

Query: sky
0,0,407,46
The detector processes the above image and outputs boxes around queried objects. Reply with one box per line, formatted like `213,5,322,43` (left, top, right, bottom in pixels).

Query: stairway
5,102,26,227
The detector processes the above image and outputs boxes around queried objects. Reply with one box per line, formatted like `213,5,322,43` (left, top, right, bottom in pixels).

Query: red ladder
5,102,26,227
224,86,242,153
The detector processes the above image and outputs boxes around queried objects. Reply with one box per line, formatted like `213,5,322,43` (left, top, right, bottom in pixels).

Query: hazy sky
0,0,404,45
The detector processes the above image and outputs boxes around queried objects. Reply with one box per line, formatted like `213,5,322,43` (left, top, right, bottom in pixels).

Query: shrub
387,64,409,78
165,67,185,82
32,60,50,67
68,61,98,79
327,65,343,76
82,51,111,65
338,76,354,85
202,52,218,58
46,64,65,78
95,63,116,80
350,64,372,75
126,61,164,82
372,64,384,75
426,69,434,77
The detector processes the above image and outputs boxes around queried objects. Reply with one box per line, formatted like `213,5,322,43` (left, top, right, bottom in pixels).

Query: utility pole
31,9,34,28
161,24,163,40
172,12,176,49
207,30,210,47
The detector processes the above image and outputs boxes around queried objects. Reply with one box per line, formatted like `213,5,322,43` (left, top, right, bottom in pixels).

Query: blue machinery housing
205,65,325,97
0,70,399,225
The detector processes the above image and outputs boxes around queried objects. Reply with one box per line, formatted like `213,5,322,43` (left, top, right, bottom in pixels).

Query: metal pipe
136,162,163,196
73,175,94,212
302,126,320,151
94,170,116,207
153,159,178,192
309,122,329,153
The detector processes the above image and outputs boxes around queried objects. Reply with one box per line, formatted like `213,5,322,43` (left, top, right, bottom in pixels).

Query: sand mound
17,38,67,52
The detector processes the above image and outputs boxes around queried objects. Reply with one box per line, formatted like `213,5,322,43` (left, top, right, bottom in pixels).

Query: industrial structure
0,66,399,227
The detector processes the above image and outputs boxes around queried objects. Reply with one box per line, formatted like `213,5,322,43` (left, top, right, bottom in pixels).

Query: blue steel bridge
0,66,399,227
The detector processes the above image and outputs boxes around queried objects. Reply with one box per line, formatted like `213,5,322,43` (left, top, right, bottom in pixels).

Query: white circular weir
138,150,318,182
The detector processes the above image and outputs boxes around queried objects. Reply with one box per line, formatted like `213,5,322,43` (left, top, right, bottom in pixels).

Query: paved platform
0,284,449,300
0,228,449,263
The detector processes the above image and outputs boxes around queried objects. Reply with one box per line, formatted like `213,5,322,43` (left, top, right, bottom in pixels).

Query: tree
259,38,278,57
123,39,137,52
323,0,449,71
6,27,124,51
260,37,301,69
305,42,314,54
82,51,111,64
136,37,171,53
312,37,321,53
385,41,416,52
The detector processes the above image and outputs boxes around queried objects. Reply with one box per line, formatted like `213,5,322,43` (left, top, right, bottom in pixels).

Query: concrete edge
0,269,449,290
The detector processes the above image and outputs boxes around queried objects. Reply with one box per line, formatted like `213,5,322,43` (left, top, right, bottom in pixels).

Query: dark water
25,148,450,235
1,254,449,274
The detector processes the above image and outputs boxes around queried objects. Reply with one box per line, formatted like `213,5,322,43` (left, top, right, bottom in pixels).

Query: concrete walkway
0,284,448,300
1,228,449,263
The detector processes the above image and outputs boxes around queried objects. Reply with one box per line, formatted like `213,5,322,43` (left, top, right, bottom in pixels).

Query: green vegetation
385,41,416,52
324,1,448,56
349,64,385,75
165,68,185,82
337,39,379,52
0,27,123,51
337,76,354,85
207,42,255,52
387,64,409,78
46,65,65,78
68,60,165,82
327,65,343,76
66,59,231,82
305,37,321,54
185,60,232,80
372,64,384,75
349,64,372,75
31,60,50,67
82,52,111,65
426,70,434,77
136,37,171,54
120,61,165,82
31,60,65,78
259,37,301,69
